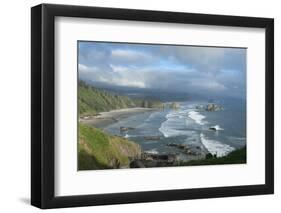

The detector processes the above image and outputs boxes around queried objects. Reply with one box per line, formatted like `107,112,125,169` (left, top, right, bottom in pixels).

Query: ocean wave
200,133,235,157
166,109,189,119
124,134,130,138
159,108,204,138
145,148,158,155
188,111,206,125
159,113,193,138
124,133,142,138
159,126,194,138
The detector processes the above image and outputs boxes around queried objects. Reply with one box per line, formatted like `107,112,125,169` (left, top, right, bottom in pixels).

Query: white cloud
115,79,146,88
78,43,246,98
110,49,153,64
78,63,89,71
109,64,130,73
111,49,146,58
79,63,146,88
79,63,227,93
190,79,227,91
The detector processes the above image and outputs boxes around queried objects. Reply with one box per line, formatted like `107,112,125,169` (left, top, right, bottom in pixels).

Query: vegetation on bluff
78,122,246,170
79,81,163,116
78,123,141,170
180,147,246,166
79,81,136,116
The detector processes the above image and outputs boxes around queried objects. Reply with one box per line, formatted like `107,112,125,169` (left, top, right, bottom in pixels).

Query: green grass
180,147,246,166
78,124,246,170
78,148,108,170
78,80,163,116
78,123,141,170
79,81,136,116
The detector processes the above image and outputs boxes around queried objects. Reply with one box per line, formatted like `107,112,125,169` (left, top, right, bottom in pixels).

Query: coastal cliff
79,81,163,116
78,123,141,170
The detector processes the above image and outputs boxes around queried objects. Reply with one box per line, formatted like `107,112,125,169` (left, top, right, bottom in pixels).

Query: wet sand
80,108,157,128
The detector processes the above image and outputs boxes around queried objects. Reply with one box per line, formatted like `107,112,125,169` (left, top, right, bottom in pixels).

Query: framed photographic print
31,3,274,209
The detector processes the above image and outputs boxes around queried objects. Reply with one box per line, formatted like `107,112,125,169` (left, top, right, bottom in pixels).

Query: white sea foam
200,133,235,157
124,133,141,138
188,111,206,125
159,110,192,137
159,127,193,138
158,107,206,138
210,125,224,131
145,149,158,155
124,134,129,138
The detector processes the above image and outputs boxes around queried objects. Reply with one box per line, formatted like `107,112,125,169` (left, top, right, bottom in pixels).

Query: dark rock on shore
129,145,207,168
166,143,199,155
120,126,135,132
142,152,180,162
130,152,181,168
130,160,145,168
144,136,161,140
131,159,177,168
167,143,189,150
209,127,217,131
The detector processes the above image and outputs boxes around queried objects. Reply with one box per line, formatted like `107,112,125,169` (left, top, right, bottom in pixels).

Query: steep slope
79,81,136,116
78,123,142,170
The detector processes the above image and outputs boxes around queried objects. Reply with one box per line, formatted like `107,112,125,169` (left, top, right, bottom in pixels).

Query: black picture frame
31,3,274,209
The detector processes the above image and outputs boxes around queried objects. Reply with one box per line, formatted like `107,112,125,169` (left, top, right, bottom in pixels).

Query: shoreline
80,107,158,128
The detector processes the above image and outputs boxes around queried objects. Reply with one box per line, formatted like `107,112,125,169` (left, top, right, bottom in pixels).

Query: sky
78,41,246,99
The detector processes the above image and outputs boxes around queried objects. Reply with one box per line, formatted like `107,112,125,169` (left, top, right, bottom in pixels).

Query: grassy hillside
79,81,136,116
180,147,246,166
78,123,142,170
79,81,163,116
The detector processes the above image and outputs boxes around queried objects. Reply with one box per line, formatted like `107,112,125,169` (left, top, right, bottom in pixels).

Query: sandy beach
80,107,158,128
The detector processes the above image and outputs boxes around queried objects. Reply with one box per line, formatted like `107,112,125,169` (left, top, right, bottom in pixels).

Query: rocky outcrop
120,126,135,132
209,127,217,131
130,152,181,168
129,142,205,168
195,103,223,112
196,105,205,110
166,143,199,155
130,160,146,168
144,136,161,140
206,103,223,111
209,125,224,131
169,102,181,110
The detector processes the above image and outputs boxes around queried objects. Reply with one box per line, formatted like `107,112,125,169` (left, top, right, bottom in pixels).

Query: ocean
103,98,246,161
